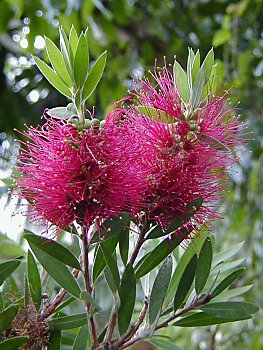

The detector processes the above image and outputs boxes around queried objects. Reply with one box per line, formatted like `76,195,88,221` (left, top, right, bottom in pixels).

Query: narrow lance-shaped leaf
195,237,213,295
118,264,136,335
28,245,81,298
74,32,89,88
201,301,259,319
174,254,197,312
80,291,101,315
212,241,244,268
73,324,90,350
135,234,182,279
0,336,28,350
59,27,72,79
24,232,81,270
27,250,42,310
201,48,214,83
83,51,107,101
100,244,120,291
211,267,245,298
191,66,205,109
119,227,129,265
45,37,72,86
0,304,18,332
49,313,87,330
187,47,195,88
47,329,61,350
149,256,172,324
0,259,21,286
33,57,71,98
173,61,190,104
69,26,79,65
149,336,182,350
191,50,200,84
173,311,251,327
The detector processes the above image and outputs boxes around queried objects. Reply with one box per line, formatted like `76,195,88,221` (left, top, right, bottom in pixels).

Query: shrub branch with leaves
0,26,258,350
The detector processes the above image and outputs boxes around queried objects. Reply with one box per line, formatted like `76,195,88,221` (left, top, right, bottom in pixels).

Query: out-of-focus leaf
135,235,182,279
0,233,24,257
74,33,89,88
173,312,251,327
195,237,212,295
0,304,18,332
212,241,244,268
118,264,136,335
92,236,119,282
33,57,71,98
100,245,119,291
45,37,71,86
211,267,245,298
137,106,173,123
119,228,129,265
0,260,21,286
201,302,258,318
73,324,90,350
28,245,81,298
212,285,253,302
27,250,41,310
83,51,107,101
149,336,181,350
49,313,87,330
149,256,172,324
173,61,190,104
0,336,28,350
212,258,246,275
47,329,61,350
174,254,197,312
24,232,81,270
46,107,77,120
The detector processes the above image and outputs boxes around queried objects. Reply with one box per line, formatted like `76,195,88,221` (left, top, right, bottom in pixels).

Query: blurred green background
0,0,262,349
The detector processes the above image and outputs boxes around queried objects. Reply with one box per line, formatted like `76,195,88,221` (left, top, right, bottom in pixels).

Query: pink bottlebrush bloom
122,59,244,232
16,113,144,234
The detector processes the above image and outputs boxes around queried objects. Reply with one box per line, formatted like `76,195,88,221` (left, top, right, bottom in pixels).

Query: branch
129,215,148,265
104,294,118,342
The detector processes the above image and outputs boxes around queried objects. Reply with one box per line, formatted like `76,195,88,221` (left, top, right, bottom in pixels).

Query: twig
209,325,218,350
39,268,79,321
81,226,99,348
104,294,118,342
129,216,148,265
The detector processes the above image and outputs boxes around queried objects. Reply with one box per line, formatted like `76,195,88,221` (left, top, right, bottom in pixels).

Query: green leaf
28,245,81,298
91,212,130,243
24,232,81,270
92,236,119,282
33,57,71,98
54,296,76,313
149,336,181,350
191,66,205,109
0,336,28,350
201,302,259,318
27,250,41,310
212,29,231,47
174,254,197,312
211,267,245,299
118,264,136,335
173,311,251,327
100,244,120,291
47,329,61,350
69,26,79,64
0,233,24,258
191,50,200,84
149,256,172,324
187,47,195,87
135,235,182,279
0,304,18,332
173,61,190,104
212,258,246,275
80,291,101,314
45,37,72,86
146,220,183,240
74,33,89,88
83,51,107,101
73,324,89,350
59,27,72,78
195,237,212,295
46,107,77,120
137,106,173,123
212,285,253,302
0,260,21,286
201,48,214,83
104,265,117,294
212,241,244,268
50,313,87,330
119,228,129,265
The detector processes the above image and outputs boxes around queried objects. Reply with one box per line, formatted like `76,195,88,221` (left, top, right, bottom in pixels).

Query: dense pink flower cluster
17,59,244,236
16,112,144,232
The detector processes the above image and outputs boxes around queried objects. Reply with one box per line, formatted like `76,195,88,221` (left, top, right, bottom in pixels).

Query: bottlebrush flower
16,112,144,234
118,58,244,233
